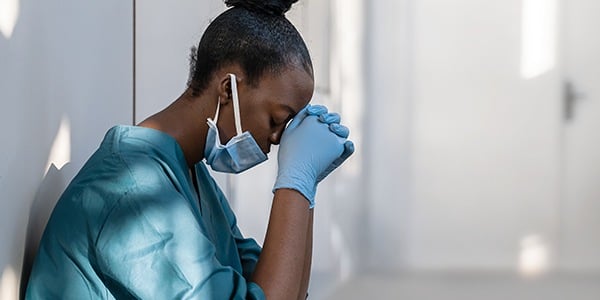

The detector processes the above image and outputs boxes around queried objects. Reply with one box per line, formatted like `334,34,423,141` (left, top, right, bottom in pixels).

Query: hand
311,107,355,183
273,104,354,207
299,105,355,184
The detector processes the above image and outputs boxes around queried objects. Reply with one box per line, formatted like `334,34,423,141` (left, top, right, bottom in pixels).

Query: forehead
256,67,314,111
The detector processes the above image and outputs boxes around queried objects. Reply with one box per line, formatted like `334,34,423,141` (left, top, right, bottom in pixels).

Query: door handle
563,80,586,122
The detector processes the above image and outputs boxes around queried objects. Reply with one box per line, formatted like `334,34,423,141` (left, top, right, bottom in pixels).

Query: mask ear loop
228,73,244,135
212,97,221,123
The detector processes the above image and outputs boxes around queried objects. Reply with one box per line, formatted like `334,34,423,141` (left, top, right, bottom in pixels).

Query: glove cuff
273,177,316,208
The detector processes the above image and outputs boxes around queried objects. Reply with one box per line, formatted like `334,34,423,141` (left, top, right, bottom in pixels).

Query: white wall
364,0,414,272
0,1,133,298
135,0,224,123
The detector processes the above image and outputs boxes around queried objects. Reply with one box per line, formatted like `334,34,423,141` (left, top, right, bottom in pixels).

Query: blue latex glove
273,104,355,207
306,106,355,182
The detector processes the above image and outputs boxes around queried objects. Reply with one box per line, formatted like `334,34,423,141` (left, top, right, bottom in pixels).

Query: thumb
285,104,311,131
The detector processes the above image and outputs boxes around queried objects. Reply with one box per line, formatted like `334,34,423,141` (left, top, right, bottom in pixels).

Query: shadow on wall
19,163,74,298
0,0,60,295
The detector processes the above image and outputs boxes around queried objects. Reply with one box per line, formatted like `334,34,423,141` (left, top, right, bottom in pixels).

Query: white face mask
203,73,268,173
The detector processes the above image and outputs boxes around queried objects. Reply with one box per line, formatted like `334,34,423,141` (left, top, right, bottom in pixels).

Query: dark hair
187,0,313,96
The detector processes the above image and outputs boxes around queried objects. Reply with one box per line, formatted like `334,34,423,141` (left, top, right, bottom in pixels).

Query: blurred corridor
1,0,599,299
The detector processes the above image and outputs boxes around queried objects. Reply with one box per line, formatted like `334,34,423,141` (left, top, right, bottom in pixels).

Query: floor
316,272,600,300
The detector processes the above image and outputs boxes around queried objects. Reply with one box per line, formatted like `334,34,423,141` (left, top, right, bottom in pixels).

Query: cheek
252,116,273,143
238,96,273,148
251,114,275,149
238,105,263,131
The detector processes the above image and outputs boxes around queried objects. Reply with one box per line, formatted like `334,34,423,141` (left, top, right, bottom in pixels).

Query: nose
269,127,285,145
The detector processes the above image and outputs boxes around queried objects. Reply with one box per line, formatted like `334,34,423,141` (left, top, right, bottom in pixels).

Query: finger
316,140,355,183
340,140,355,160
307,104,328,116
329,123,350,138
318,112,341,124
286,104,311,131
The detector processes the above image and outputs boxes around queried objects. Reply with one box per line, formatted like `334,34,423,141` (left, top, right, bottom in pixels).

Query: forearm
252,189,311,299
298,210,313,300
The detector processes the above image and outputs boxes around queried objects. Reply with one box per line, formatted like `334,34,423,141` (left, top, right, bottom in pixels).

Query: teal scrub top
26,125,265,299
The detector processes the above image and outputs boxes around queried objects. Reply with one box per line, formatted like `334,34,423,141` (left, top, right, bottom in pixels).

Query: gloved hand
273,104,355,208
314,110,355,183
305,105,355,182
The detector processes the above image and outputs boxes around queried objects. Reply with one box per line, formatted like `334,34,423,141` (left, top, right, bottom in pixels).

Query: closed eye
272,113,292,128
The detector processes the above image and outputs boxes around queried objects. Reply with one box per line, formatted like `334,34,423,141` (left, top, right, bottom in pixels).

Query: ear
216,74,233,105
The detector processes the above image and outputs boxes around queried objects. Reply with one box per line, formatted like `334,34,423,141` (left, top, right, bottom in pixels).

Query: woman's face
216,66,314,155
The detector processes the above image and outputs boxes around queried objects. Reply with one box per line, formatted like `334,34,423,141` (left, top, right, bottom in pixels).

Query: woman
26,0,354,299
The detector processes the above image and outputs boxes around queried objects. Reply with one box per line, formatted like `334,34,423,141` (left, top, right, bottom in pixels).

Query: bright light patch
331,223,353,281
45,116,71,174
330,0,364,177
520,0,558,79
519,235,550,277
0,0,19,39
1,266,18,300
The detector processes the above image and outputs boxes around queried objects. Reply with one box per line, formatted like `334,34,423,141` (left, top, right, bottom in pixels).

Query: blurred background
1,0,599,299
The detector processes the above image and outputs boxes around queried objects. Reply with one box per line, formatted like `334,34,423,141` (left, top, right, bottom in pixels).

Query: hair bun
225,0,298,16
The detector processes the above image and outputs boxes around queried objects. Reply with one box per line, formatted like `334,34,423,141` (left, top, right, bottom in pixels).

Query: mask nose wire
228,73,244,135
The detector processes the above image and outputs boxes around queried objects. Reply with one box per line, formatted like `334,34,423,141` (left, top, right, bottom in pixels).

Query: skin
139,63,315,299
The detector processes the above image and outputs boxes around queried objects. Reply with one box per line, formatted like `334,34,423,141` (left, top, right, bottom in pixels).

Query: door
408,0,563,271
559,0,600,271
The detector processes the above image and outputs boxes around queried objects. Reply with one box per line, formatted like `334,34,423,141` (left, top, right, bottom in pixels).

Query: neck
138,88,216,168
